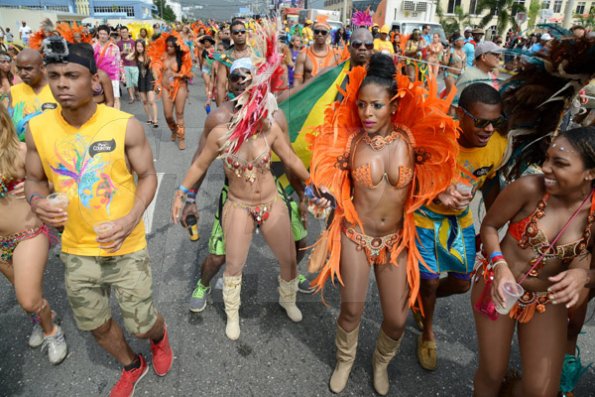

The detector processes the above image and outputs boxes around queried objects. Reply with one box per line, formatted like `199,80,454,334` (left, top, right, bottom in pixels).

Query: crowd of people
0,13,594,397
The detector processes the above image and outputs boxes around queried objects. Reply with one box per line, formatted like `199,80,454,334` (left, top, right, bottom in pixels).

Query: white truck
377,0,446,40
298,9,343,31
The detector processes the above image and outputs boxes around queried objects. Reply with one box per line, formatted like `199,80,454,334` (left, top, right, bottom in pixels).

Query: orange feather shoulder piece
307,68,460,307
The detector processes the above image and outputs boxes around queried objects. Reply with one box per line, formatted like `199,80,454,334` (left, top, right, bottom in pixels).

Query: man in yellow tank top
8,48,57,142
24,41,173,396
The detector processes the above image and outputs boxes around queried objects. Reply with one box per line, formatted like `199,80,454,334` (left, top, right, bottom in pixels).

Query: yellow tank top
29,104,146,256
9,83,57,142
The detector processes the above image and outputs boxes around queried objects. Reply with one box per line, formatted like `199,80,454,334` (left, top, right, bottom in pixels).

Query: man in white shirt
19,21,32,46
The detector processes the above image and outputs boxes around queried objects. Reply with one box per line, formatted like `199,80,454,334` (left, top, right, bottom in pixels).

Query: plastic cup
93,222,115,238
495,282,525,315
456,183,473,195
47,192,69,210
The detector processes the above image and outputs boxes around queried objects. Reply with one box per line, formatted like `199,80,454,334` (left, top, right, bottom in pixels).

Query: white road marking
143,173,164,234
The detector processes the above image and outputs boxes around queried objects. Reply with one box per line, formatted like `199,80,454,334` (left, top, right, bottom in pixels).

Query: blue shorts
415,206,476,280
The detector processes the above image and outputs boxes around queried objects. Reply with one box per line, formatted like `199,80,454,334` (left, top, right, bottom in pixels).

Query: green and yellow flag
276,60,350,173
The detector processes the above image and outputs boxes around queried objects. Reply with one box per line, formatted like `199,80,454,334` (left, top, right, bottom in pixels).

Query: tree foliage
476,0,526,35
153,0,176,22
436,3,473,36
527,0,541,28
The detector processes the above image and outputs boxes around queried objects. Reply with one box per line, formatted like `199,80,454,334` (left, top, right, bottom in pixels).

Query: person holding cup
413,83,508,371
474,126,595,397
24,41,173,396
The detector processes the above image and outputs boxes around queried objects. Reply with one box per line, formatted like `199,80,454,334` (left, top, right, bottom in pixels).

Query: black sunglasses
351,40,374,50
229,73,250,83
460,107,506,129
232,30,246,35
313,29,328,36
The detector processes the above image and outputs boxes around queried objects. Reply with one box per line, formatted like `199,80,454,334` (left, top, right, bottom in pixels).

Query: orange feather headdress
147,31,193,100
307,68,460,308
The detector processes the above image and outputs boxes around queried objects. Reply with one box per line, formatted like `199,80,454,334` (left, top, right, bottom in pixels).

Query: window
94,5,135,17
553,0,562,12
541,0,550,8
469,0,478,14
576,1,586,13
447,0,461,13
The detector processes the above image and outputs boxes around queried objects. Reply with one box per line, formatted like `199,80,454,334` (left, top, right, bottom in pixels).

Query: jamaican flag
273,60,351,188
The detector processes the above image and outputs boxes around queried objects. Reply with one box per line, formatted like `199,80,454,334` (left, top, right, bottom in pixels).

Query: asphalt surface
1,72,594,397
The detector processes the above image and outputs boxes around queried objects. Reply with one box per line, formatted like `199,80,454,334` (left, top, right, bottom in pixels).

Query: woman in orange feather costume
307,53,459,395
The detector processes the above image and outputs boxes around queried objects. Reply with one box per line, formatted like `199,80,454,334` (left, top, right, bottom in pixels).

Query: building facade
0,0,155,19
436,0,592,36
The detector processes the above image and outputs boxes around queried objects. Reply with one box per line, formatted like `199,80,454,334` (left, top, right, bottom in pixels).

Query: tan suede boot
329,324,360,393
278,276,302,322
372,329,403,396
222,275,242,340
166,118,177,141
176,124,186,150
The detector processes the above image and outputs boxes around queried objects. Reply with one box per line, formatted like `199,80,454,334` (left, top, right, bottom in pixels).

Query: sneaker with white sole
297,274,315,294
29,315,43,348
41,325,68,364
29,310,57,348
189,280,211,313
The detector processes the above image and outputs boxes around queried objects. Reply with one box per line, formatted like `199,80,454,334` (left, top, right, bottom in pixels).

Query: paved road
1,74,594,397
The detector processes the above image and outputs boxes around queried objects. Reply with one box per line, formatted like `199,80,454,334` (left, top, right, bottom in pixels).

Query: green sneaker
189,280,211,313
297,274,315,294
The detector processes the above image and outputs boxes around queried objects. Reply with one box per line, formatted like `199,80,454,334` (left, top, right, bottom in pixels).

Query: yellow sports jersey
428,132,508,216
29,104,146,256
9,83,57,141
374,39,395,55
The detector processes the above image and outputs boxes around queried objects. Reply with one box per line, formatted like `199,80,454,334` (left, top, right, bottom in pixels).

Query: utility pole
342,0,348,23
562,0,576,28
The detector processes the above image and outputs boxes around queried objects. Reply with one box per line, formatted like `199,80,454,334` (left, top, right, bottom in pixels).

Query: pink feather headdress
352,8,373,27
220,20,284,154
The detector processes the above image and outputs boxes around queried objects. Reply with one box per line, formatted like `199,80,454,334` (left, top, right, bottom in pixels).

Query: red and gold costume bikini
475,192,594,323
307,68,460,306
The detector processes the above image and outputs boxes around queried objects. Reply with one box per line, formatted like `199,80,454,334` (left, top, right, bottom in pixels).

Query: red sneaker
150,324,173,376
109,354,149,397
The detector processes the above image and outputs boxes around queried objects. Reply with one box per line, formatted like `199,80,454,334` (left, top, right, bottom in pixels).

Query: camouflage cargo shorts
60,248,158,334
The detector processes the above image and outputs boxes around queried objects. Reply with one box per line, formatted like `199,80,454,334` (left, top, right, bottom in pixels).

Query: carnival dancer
414,83,508,371
293,17,342,87
7,48,57,142
0,51,15,106
180,57,310,312
171,23,316,340
148,31,192,150
93,25,122,109
495,35,595,397
0,104,67,364
474,127,595,397
307,53,459,395
441,34,466,98
25,41,172,396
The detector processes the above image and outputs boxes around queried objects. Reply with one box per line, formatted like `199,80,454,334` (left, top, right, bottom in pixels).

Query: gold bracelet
490,260,508,271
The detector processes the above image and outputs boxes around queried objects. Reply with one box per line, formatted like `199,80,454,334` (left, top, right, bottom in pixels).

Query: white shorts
111,80,121,98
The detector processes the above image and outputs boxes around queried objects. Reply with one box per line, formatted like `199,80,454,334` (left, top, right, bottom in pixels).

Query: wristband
490,260,507,271
186,189,197,199
489,251,503,261
27,193,44,205
178,185,191,195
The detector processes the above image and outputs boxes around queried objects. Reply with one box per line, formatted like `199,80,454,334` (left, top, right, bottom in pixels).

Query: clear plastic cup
47,192,69,210
495,282,525,315
93,222,115,238
456,183,473,195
